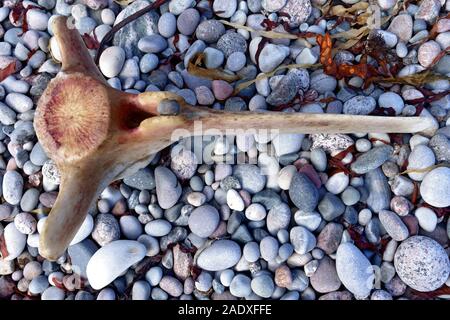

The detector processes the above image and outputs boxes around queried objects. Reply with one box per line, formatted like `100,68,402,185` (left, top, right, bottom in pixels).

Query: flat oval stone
378,210,409,241
394,236,449,292
343,95,376,115
86,240,146,290
310,256,341,293
289,173,319,212
2,171,24,206
350,145,393,174
99,46,125,78
145,219,172,237
336,242,374,298
155,166,182,209
3,223,26,261
196,240,241,271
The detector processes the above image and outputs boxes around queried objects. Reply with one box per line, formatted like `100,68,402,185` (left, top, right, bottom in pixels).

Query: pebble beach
0,0,449,301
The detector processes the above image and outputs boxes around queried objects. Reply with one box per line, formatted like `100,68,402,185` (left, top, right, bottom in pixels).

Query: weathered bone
35,16,434,261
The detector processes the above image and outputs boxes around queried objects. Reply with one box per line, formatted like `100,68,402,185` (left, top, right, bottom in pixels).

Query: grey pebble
217,32,247,58
155,166,182,209
188,205,220,237
233,164,266,194
394,236,450,292
378,210,409,241
336,243,374,299
158,12,177,38
290,226,316,254
229,274,251,297
2,171,23,205
366,168,391,213
196,240,241,271
289,173,319,212
123,168,155,190
266,203,291,235
251,274,275,298
351,145,393,174
343,95,377,115
318,193,345,221
92,214,121,246
260,236,279,261
196,20,226,44
177,9,200,36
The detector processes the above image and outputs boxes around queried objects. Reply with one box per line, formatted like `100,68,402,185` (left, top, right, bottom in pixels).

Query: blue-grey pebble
145,266,163,286
41,286,65,300
318,193,346,221
336,242,374,298
365,168,391,213
290,226,316,254
30,142,48,166
0,102,16,125
188,204,220,237
260,236,279,261
229,274,252,297
119,215,143,240
378,210,409,241
158,12,177,38
266,202,291,235
123,168,155,190
177,8,200,36
203,47,225,69
233,164,266,194
196,240,241,271
195,19,226,43
139,53,159,73
155,166,182,209
350,145,393,174
2,170,23,205
138,34,167,53
28,275,49,294
195,272,213,292
145,219,172,237
251,275,275,298
310,148,327,172
20,188,40,212
289,173,319,212
68,239,98,279
243,241,260,262
220,269,234,287
225,51,246,72
132,280,151,300
343,95,377,115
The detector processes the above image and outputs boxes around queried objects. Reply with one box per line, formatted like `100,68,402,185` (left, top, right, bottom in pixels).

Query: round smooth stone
86,240,146,290
229,274,251,297
158,12,177,38
3,223,26,261
251,275,275,298
420,167,450,208
99,46,125,78
196,240,241,271
245,203,267,221
394,236,449,292
336,242,374,298
414,207,437,232
145,219,172,237
188,205,220,237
